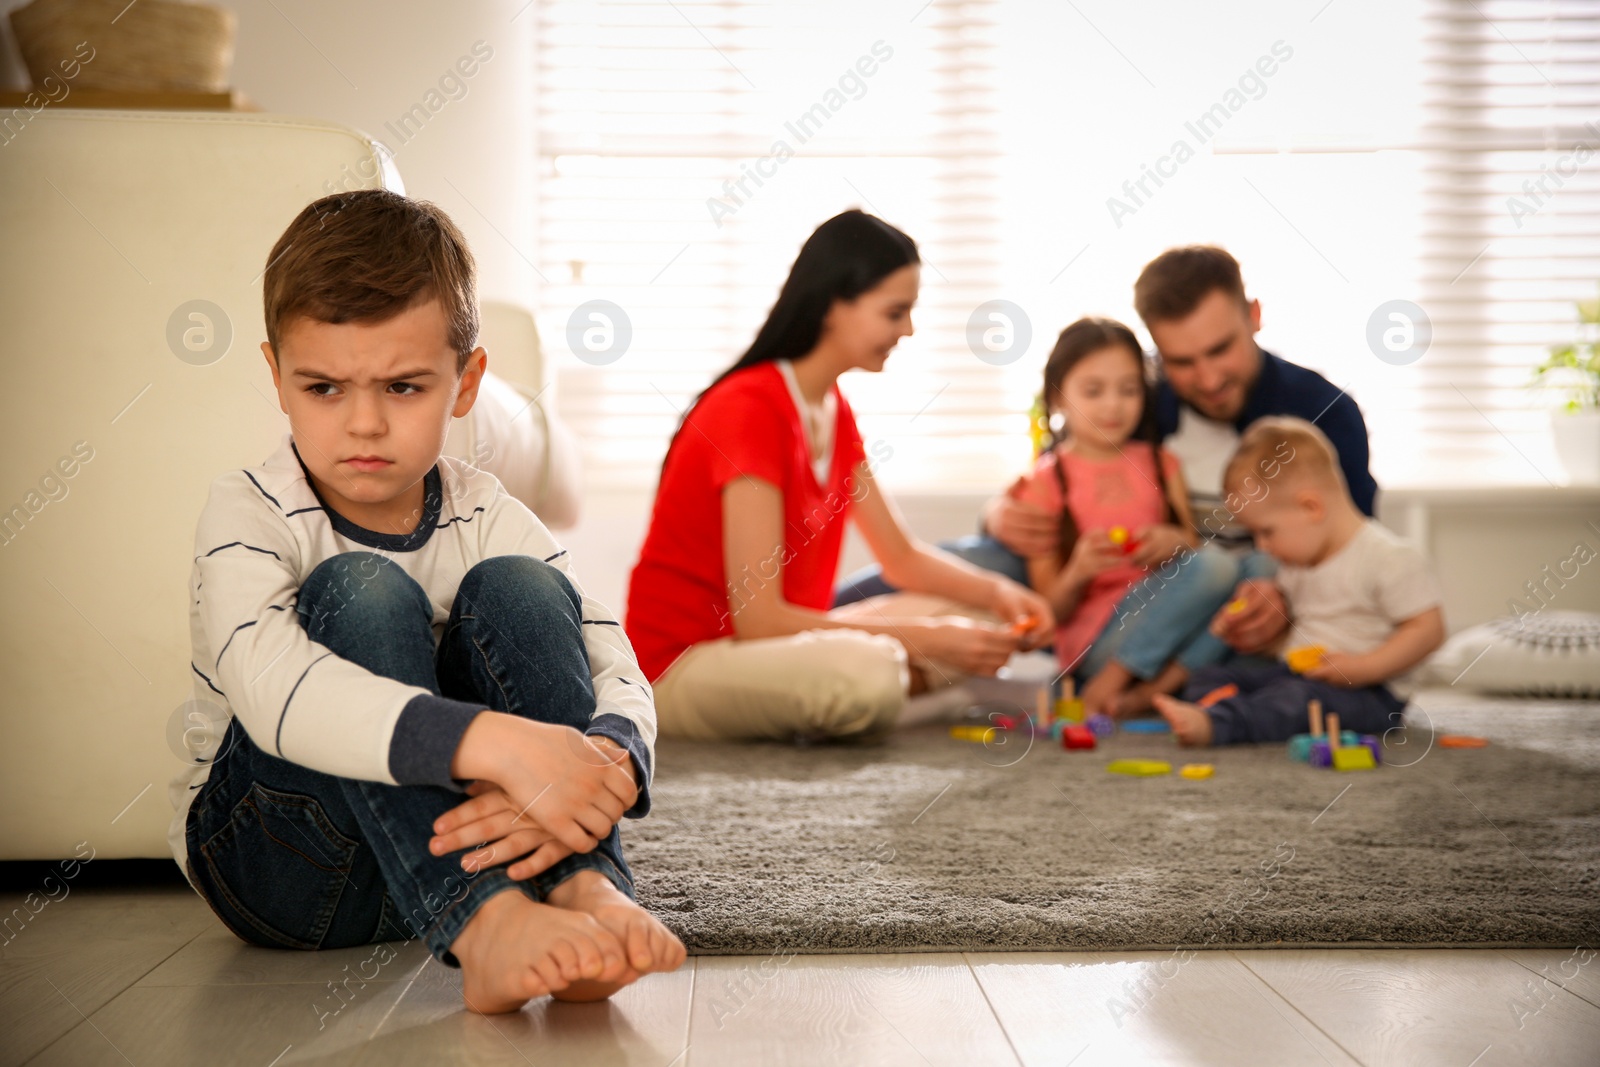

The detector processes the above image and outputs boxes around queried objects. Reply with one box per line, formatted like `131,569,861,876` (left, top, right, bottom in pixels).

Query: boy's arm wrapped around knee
475,481,658,819
192,471,485,788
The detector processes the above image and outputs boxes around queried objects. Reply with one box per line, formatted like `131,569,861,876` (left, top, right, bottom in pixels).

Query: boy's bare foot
1152,694,1214,747
449,886,629,1014
543,869,687,1002
1115,662,1189,717
1079,662,1133,718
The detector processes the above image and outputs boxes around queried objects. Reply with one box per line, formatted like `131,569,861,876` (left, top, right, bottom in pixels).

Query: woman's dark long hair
1041,316,1174,567
660,209,919,472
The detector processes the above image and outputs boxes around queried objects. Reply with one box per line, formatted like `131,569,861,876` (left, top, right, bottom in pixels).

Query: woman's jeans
835,535,1277,682
184,552,635,968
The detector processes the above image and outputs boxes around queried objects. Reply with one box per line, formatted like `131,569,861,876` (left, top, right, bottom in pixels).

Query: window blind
1414,0,1600,484
534,0,1011,493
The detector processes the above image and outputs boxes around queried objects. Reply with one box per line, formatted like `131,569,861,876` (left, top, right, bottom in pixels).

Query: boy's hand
430,780,572,880
1209,578,1289,653
1304,651,1378,689
451,714,636,860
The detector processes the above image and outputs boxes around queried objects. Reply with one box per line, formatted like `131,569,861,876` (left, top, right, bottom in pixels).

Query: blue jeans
833,534,1028,606
1075,546,1279,682
834,534,1276,683
1182,661,1407,745
184,552,635,969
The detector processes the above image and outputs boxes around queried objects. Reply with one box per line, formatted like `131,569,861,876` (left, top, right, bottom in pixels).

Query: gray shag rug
625,691,1600,955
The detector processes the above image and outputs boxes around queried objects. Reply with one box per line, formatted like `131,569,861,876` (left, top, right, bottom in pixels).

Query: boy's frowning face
262,296,485,536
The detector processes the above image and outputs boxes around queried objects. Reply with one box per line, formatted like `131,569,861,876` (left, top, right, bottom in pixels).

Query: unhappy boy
166,189,684,1013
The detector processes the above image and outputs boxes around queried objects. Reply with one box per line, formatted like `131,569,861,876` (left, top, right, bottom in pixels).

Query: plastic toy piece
991,714,1020,731
1009,614,1041,637
1225,597,1248,615
1332,746,1376,771
1286,645,1326,673
1323,712,1374,770
1106,759,1171,777
1062,725,1097,750
1359,734,1382,764
1121,719,1170,734
1309,739,1332,768
949,725,997,743
1197,683,1239,708
1086,713,1116,738
1291,730,1360,761
1034,688,1053,730
1107,525,1142,555
1291,698,1327,762
1439,735,1489,748
1179,763,1214,780
1049,720,1068,740
1055,697,1086,724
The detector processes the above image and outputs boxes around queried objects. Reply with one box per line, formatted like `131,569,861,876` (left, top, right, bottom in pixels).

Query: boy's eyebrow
291,368,440,383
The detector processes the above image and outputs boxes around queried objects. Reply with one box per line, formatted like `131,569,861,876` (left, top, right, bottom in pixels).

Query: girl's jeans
184,551,635,968
1077,545,1280,681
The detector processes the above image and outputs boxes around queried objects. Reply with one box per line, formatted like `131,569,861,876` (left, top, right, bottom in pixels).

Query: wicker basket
10,0,237,93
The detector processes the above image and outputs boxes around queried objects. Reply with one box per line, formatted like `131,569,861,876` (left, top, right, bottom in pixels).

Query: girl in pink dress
1013,318,1199,707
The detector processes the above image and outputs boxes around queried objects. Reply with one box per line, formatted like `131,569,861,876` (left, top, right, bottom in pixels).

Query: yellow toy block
1332,746,1376,772
1108,525,1130,546
1285,645,1326,673
949,725,997,743
1179,763,1214,780
1106,759,1171,777
1055,697,1085,724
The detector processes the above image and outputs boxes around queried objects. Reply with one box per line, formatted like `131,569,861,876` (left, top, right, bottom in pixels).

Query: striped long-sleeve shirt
165,432,656,886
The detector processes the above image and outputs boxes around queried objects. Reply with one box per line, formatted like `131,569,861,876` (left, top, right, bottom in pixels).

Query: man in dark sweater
834,245,1379,716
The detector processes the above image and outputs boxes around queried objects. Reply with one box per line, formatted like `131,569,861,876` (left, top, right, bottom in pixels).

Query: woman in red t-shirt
624,210,1054,742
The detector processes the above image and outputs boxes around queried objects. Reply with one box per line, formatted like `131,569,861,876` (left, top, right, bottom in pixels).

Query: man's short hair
1134,244,1248,326
263,189,478,373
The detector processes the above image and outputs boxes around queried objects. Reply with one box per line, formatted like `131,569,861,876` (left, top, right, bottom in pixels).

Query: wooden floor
4,885,1598,1065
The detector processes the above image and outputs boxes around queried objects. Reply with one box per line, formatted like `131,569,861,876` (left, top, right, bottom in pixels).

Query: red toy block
1062,725,1097,750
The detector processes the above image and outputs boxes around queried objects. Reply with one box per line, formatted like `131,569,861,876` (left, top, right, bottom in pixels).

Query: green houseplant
1535,284,1600,484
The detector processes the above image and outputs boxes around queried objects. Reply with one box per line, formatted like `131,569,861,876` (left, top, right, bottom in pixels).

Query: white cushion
1426,611,1600,698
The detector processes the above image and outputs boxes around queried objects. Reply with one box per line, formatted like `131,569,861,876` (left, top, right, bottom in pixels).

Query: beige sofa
0,109,577,860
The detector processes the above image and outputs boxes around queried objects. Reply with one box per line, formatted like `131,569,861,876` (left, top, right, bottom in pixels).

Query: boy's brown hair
262,190,478,373
1133,244,1248,325
1224,416,1346,501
